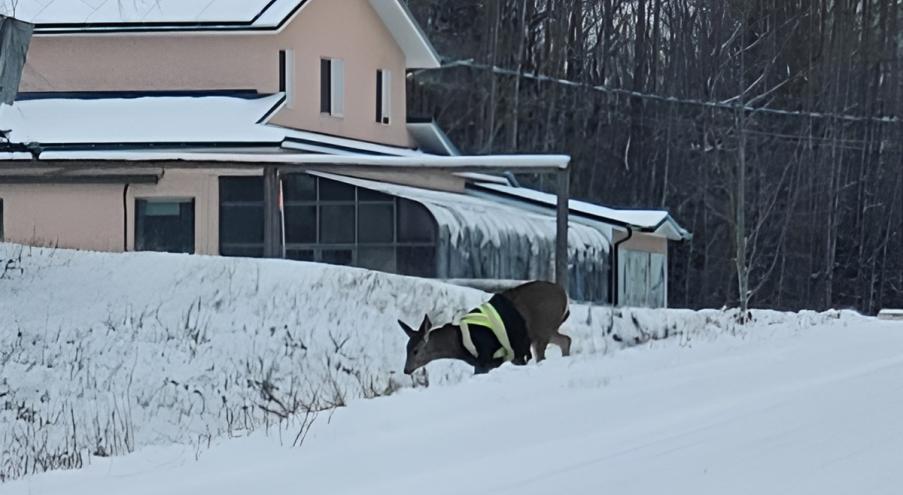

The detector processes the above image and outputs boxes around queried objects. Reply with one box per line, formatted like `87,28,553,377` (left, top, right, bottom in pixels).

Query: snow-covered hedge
0,243,861,480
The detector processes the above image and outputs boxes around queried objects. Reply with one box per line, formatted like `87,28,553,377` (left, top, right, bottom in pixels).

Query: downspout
612,226,634,306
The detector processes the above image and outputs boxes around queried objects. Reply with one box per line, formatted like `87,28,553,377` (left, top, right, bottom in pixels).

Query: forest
407,0,903,314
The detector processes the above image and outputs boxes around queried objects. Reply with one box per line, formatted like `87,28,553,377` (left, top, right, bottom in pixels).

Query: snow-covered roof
4,0,441,68
0,93,287,146
473,182,692,241
1,0,305,29
0,93,434,158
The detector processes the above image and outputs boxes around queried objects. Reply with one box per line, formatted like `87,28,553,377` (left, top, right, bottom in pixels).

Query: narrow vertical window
375,70,383,123
320,58,332,114
0,198,4,242
279,49,295,108
376,69,391,124
320,58,346,116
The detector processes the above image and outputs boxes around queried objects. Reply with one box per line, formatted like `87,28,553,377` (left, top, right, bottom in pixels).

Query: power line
415,59,903,126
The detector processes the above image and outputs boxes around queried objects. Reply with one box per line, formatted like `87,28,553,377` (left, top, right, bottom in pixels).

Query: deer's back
502,281,568,339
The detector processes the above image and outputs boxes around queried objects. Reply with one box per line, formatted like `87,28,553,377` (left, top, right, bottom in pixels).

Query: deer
399,281,571,375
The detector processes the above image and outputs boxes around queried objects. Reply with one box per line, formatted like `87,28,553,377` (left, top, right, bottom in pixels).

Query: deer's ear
420,314,432,332
398,320,417,339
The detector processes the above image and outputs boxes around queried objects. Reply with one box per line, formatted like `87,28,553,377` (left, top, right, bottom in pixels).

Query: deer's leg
550,333,572,357
532,340,548,362
474,365,491,375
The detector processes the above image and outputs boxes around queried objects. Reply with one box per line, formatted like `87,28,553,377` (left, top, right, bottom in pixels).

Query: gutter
611,226,634,306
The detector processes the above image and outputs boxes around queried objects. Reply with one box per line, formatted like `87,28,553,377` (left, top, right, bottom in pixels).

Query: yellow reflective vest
459,302,515,362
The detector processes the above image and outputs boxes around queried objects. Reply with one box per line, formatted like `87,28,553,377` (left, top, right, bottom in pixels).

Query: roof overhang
367,0,441,69
0,153,570,174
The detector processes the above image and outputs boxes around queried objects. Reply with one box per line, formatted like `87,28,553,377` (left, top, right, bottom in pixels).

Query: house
0,0,690,306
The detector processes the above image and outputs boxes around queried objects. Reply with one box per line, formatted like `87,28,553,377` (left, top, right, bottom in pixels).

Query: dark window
398,246,436,277
279,50,287,92
398,199,436,243
359,188,392,202
320,58,332,114
0,198,4,241
284,205,316,244
358,203,394,243
320,205,355,243
283,174,317,202
319,179,355,202
321,249,353,266
359,247,395,272
220,177,265,258
221,246,264,258
135,199,195,254
220,177,263,202
376,70,383,123
220,206,264,244
286,249,314,262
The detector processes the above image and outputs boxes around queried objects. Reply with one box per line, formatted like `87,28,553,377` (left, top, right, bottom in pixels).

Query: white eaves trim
23,152,571,170
367,0,441,68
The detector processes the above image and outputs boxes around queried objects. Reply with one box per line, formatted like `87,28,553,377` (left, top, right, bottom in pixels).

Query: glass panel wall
281,175,438,276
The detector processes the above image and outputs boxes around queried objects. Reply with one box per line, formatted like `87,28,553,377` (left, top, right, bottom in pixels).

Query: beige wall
20,0,412,147
613,231,668,254
126,170,222,255
0,169,264,255
0,184,125,252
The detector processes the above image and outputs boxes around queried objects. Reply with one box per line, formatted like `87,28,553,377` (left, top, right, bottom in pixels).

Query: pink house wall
0,184,125,252
20,0,412,148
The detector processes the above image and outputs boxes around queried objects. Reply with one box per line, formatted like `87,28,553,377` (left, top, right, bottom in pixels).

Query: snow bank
0,243,862,481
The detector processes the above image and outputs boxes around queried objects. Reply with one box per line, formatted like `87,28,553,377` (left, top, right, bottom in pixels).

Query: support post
555,167,570,290
263,166,283,259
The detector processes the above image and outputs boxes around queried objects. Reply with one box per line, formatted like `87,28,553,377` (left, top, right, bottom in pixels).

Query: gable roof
3,0,441,67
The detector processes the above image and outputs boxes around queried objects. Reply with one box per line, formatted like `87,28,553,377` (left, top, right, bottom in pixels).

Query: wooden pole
556,167,570,290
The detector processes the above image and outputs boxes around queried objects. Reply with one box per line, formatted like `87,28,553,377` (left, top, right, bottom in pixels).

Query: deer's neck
426,325,471,362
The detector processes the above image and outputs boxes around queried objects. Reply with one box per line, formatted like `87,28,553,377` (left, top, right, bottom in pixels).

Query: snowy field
5,313,902,495
0,243,886,490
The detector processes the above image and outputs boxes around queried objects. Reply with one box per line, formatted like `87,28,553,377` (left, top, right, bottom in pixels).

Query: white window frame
280,49,296,109
330,58,345,118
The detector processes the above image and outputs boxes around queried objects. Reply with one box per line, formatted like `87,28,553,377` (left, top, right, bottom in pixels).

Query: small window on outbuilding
135,199,195,254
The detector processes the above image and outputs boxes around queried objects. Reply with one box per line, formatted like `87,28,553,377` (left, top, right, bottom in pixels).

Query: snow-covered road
6,318,902,495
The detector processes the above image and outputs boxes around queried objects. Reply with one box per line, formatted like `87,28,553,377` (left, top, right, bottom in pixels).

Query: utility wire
414,59,903,125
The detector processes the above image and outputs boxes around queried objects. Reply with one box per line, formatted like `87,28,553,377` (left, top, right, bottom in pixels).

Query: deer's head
399,314,438,375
